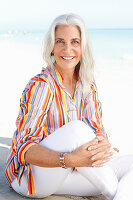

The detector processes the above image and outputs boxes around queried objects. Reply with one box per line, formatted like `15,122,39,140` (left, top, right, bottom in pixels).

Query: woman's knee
68,120,95,143
62,120,95,140
40,120,95,153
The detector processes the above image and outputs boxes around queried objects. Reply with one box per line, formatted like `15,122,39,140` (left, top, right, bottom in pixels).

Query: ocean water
0,28,133,63
89,29,133,61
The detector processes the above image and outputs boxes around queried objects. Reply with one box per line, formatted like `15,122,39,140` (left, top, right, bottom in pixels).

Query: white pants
11,120,133,200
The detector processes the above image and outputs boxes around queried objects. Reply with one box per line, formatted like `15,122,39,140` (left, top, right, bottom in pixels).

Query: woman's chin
55,61,79,70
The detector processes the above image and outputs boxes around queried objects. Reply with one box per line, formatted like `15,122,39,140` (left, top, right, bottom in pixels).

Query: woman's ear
51,53,55,64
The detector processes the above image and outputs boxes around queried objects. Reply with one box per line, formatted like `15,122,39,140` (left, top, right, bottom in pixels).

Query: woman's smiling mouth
61,56,75,60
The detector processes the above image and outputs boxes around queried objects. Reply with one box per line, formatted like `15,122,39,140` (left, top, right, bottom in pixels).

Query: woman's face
52,25,82,72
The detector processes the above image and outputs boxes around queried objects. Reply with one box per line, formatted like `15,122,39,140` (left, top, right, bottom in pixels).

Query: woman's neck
54,63,76,84
54,63,77,98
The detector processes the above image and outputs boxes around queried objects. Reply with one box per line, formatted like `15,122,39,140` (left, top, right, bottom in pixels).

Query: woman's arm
25,144,61,167
25,137,111,168
15,79,54,167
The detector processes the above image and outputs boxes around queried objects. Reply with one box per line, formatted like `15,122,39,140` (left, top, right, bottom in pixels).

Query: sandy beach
0,36,133,199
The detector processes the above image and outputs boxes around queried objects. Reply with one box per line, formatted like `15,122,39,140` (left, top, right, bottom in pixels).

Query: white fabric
11,120,133,200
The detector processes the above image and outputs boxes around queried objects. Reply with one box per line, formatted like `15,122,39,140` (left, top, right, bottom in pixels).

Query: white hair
43,13,95,94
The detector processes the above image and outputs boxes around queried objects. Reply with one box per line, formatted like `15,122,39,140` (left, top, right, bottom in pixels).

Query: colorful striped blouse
5,65,105,195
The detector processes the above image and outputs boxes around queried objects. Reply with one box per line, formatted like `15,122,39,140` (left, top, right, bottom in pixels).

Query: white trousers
11,120,133,200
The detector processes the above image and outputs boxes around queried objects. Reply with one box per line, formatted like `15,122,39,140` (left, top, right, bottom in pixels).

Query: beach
0,29,133,199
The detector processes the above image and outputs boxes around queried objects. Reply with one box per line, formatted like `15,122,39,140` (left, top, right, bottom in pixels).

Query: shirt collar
53,65,64,85
41,65,63,86
42,65,81,86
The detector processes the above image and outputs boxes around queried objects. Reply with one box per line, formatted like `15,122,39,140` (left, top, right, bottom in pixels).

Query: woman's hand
69,135,113,168
90,133,113,167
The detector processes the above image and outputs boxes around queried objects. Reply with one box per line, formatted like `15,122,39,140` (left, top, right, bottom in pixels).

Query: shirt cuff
17,141,37,165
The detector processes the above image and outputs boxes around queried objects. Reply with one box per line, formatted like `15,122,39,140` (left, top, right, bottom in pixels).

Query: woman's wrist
62,153,75,168
59,153,67,168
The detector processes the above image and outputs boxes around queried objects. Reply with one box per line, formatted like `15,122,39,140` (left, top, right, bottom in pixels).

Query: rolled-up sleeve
15,78,53,166
83,80,105,135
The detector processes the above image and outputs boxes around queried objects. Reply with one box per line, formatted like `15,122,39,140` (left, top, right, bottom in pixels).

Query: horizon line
0,27,133,33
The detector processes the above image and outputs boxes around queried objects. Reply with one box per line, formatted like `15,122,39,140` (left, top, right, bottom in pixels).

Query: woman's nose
63,43,72,52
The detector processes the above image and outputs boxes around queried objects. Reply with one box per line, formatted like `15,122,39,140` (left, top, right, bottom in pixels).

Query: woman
5,14,133,200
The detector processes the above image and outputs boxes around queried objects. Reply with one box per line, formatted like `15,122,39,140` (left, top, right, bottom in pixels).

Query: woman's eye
56,40,64,43
72,40,80,45
74,41,79,43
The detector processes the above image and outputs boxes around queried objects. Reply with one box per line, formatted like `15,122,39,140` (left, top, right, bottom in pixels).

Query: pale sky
0,0,133,30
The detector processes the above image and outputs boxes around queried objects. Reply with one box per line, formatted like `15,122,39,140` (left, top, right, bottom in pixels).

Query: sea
0,28,133,63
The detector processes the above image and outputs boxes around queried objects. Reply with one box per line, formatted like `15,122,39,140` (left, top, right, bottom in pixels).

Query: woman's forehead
55,25,81,39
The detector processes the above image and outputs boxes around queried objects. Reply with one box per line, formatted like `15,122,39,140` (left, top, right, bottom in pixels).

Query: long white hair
43,13,95,93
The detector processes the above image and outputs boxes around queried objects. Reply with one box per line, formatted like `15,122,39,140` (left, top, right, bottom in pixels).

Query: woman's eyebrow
55,38,64,40
72,38,81,41
55,38,81,41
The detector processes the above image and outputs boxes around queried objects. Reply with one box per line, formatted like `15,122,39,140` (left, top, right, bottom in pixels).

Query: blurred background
0,0,133,154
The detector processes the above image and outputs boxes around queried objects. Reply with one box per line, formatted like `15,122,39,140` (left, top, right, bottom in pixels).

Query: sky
0,0,133,30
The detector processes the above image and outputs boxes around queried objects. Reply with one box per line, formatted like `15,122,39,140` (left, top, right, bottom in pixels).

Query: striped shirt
5,65,104,195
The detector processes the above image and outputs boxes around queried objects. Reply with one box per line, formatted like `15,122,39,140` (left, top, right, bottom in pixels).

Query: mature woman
5,14,133,200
